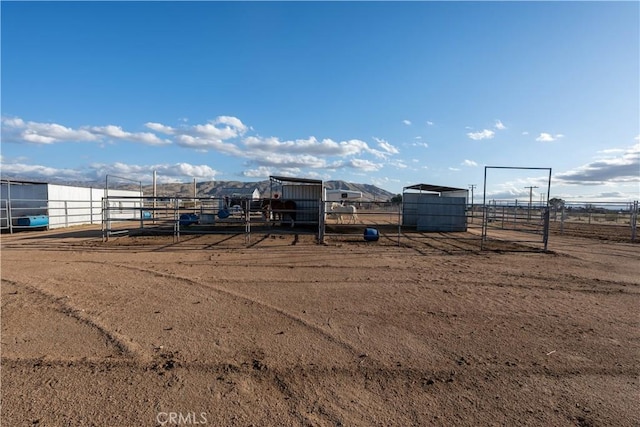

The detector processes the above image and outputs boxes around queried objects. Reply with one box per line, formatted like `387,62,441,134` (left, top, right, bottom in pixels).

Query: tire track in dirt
1,278,151,364
4,256,370,365
78,260,368,361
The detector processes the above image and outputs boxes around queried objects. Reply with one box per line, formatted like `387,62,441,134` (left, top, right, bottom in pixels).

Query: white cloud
448,167,460,171
555,142,640,185
3,114,400,180
388,159,408,169
2,116,100,144
174,134,244,155
346,158,383,172
412,142,429,148
89,125,169,146
373,137,399,154
214,116,248,134
495,120,506,130
242,166,273,178
243,135,387,159
536,132,564,142
522,131,529,136
145,122,176,134
462,159,478,167
254,153,327,169
467,129,495,140
90,162,218,183
1,116,171,146
426,121,434,126
0,161,85,180
1,117,24,128
402,119,412,126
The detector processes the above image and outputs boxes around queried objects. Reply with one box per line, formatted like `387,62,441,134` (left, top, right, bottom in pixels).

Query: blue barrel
364,228,379,242
179,213,199,226
217,209,230,219
142,211,152,219
17,215,49,227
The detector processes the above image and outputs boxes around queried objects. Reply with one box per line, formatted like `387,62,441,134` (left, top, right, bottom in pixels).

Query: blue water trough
16,215,49,227
364,227,379,242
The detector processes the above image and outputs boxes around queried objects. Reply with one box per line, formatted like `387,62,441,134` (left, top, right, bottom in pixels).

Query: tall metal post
153,170,157,224
524,185,538,221
468,184,476,223
481,167,488,249
631,201,638,242
7,181,13,234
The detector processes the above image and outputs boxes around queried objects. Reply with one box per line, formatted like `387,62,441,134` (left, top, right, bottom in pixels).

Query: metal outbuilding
269,176,323,224
402,184,469,232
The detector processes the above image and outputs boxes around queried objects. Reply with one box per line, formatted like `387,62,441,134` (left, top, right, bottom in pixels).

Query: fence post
543,208,550,251
90,195,94,225
318,199,325,244
8,198,13,234
560,205,565,235
397,202,402,247
64,201,69,228
631,201,638,243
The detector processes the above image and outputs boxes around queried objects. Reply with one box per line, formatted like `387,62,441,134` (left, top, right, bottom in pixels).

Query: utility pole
524,186,538,221
468,184,476,222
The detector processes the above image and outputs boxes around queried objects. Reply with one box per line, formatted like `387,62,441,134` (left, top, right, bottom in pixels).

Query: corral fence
550,200,638,242
481,199,638,245
482,199,551,250
101,195,488,248
0,197,107,233
3,193,636,247
101,195,324,243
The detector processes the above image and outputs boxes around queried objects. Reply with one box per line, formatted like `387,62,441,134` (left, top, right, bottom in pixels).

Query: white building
324,189,363,202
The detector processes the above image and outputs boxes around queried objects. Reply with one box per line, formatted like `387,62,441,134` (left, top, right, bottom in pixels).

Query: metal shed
403,184,469,232
269,176,323,224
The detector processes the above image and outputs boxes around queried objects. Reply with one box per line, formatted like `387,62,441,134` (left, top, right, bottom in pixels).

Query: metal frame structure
482,166,552,251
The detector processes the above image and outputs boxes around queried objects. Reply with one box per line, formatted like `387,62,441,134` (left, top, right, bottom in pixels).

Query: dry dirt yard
1,227,638,426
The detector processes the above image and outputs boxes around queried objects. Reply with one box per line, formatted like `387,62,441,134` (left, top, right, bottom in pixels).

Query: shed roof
221,187,259,195
1,178,49,185
270,175,323,185
403,184,468,193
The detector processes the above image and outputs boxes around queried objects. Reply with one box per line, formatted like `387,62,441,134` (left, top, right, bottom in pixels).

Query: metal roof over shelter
403,184,467,193
269,175,323,185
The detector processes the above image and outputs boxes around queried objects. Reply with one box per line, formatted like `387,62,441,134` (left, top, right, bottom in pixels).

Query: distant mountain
0,175,397,201
139,180,396,202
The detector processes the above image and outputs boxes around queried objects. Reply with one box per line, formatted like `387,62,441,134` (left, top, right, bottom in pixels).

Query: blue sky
1,1,638,202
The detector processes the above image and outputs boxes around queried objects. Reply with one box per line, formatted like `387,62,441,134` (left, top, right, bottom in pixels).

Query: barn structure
0,179,142,232
402,184,468,232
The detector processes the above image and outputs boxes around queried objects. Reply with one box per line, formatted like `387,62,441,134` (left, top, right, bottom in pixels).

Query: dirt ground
1,226,638,426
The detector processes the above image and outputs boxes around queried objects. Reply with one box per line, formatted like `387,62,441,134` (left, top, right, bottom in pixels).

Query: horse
261,198,297,227
328,202,358,224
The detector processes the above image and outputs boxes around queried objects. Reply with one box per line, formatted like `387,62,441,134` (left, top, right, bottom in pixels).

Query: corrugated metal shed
403,183,468,231
271,176,323,224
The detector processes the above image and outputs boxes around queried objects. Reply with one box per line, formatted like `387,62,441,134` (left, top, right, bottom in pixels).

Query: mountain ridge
0,176,397,202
